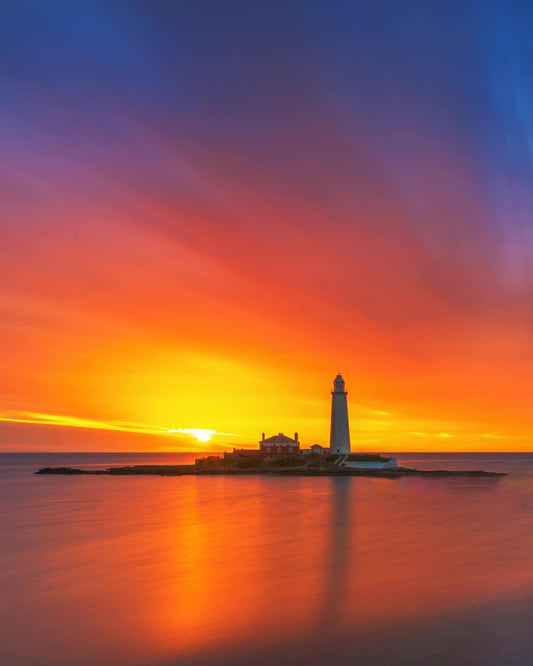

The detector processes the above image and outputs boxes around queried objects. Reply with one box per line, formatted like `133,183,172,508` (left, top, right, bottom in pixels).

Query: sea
1,452,533,666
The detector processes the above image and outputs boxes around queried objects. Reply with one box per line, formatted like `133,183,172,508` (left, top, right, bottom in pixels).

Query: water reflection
318,477,352,629
1,469,533,665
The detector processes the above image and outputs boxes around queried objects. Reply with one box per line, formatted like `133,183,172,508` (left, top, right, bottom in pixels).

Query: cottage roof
262,433,297,444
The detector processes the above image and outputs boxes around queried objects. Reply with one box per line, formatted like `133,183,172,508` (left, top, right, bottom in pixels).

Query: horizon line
1,450,532,455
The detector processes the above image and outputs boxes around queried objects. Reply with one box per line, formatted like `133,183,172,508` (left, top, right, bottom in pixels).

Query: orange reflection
4,473,533,665
138,476,533,659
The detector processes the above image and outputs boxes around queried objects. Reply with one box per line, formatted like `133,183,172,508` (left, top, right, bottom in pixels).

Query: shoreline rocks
35,465,506,478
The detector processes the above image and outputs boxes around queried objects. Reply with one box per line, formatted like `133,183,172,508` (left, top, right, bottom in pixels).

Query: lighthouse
329,373,351,454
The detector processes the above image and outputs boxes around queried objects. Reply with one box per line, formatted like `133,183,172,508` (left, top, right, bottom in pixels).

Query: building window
289,447,293,453
277,447,281,453
267,447,271,453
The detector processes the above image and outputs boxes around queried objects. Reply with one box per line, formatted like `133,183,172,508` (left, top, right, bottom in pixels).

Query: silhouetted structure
260,432,300,457
330,374,351,454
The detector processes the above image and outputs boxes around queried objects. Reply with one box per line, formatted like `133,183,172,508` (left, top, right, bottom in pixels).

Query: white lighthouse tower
330,373,351,454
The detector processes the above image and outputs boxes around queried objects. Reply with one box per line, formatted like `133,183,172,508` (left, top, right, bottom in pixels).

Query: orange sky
1,198,531,452
1,2,532,452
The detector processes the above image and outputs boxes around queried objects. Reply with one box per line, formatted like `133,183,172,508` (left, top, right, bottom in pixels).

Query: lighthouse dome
333,373,346,391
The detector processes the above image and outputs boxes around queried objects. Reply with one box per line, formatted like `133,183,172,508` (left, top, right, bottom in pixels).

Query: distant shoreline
35,465,506,479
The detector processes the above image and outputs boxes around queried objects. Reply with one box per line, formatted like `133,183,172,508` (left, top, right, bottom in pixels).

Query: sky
1,0,532,452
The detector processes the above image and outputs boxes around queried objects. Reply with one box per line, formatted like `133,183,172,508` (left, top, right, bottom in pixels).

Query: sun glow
166,428,220,443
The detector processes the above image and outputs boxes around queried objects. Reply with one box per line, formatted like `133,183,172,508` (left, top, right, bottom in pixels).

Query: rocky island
35,376,507,480
36,454,506,479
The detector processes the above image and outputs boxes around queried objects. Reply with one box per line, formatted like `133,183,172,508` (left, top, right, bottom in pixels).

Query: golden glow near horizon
0,395,528,453
3,319,530,452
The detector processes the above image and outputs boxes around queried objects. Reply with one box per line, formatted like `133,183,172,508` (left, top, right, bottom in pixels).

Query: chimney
294,432,298,443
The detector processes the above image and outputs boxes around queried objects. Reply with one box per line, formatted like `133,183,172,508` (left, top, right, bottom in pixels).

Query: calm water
1,452,533,665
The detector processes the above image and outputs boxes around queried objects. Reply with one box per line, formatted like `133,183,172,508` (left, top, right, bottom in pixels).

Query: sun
165,428,218,443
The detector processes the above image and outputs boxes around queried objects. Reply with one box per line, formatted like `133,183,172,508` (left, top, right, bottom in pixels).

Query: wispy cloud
0,411,233,442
